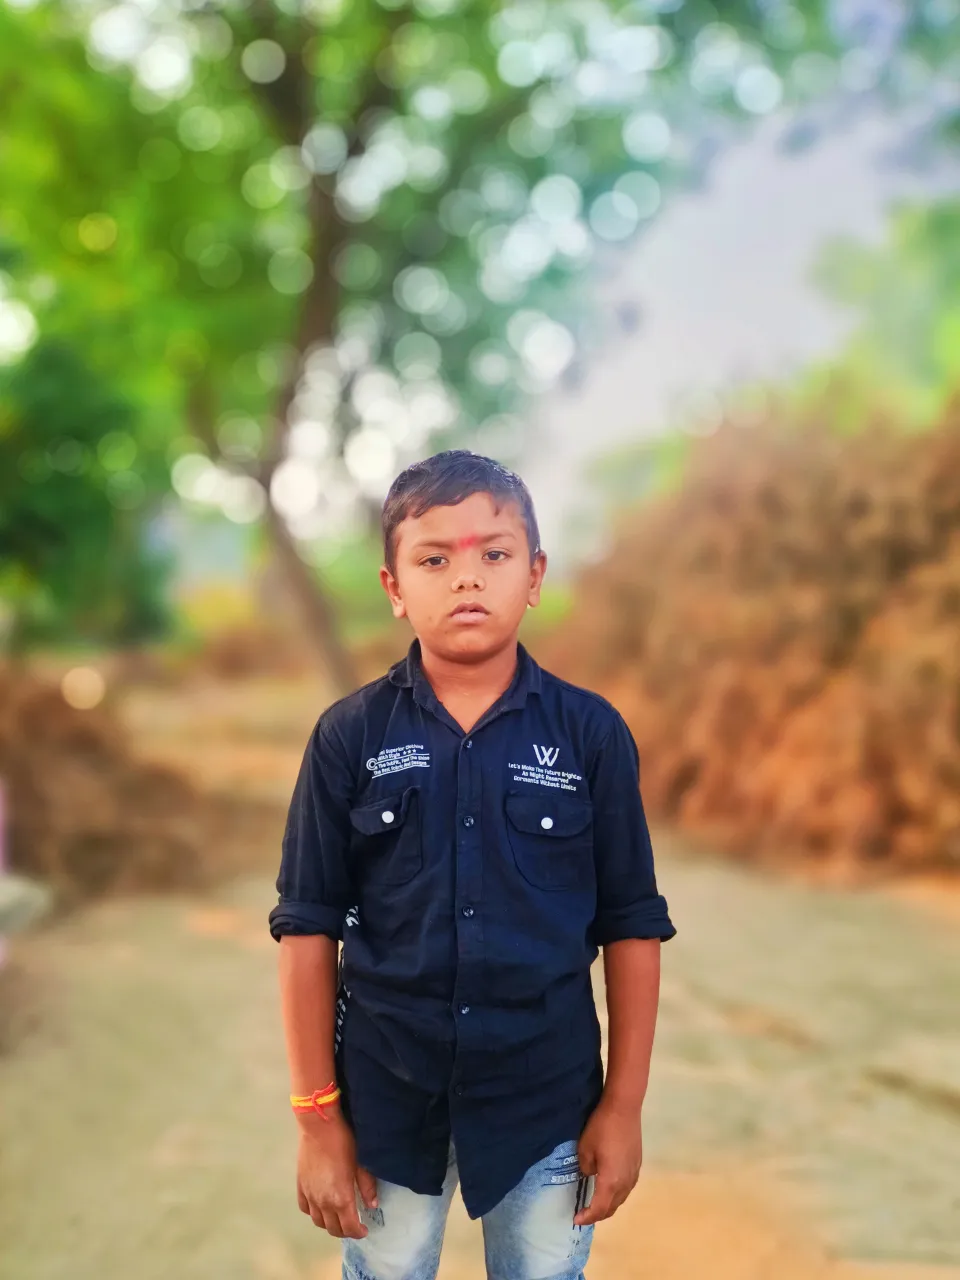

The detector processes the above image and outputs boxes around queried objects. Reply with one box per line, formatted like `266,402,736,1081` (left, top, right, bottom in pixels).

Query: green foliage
316,533,390,642
2,0,959,658
0,0,848,509
0,339,172,644
804,197,960,426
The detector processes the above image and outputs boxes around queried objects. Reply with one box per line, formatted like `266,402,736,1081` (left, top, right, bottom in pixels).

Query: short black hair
382,449,541,573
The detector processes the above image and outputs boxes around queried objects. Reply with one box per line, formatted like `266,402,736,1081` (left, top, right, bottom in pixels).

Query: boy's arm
575,711,675,1227
279,935,377,1240
602,936,661,1114
270,720,376,1241
574,938,660,1226
278,934,339,1099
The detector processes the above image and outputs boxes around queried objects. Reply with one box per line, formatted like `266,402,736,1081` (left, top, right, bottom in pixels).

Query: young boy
269,451,675,1280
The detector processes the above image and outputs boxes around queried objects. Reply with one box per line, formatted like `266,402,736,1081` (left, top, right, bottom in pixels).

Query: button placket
454,722,483,1057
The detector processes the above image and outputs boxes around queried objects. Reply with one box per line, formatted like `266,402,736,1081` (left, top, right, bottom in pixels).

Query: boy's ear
527,550,547,608
380,564,407,620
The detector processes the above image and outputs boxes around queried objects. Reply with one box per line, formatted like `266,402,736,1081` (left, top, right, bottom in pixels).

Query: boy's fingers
356,1166,379,1209
297,1184,310,1215
318,1207,345,1238
574,1177,615,1226
336,1202,368,1240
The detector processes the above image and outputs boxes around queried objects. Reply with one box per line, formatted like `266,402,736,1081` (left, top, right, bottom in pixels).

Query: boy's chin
429,624,514,661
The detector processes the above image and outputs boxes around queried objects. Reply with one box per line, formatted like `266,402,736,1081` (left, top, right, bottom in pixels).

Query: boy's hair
382,450,541,574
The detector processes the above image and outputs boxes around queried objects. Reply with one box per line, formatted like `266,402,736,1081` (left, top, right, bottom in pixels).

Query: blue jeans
342,1139,594,1280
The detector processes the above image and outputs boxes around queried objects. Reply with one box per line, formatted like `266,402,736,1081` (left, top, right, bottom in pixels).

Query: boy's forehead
399,492,526,542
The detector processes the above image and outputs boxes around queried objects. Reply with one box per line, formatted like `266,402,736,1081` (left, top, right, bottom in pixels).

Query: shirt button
461,905,474,918
381,810,395,824
459,1004,470,1016
540,816,554,830
463,815,475,828
454,1084,464,1096
465,739,473,749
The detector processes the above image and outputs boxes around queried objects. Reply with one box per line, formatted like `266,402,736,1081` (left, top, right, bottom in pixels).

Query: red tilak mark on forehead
455,534,481,551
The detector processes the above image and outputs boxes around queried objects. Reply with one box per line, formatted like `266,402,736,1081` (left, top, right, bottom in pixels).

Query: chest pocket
349,786,422,886
505,792,594,891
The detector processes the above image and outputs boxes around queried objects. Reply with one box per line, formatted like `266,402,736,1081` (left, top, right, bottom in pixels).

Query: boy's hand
296,1111,379,1240
574,1097,643,1226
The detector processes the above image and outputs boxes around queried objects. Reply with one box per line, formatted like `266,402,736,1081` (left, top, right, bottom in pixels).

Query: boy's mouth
450,602,490,624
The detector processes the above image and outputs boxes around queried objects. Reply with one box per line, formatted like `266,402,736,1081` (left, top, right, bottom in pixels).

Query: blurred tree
805,197,960,428
0,339,171,647
2,0,955,686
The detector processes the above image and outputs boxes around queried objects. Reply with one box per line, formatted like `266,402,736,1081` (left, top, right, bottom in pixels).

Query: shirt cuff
593,894,676,946
268,898,345,942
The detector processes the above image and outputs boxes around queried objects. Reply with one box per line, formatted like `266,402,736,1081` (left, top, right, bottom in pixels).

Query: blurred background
1,0,960,1276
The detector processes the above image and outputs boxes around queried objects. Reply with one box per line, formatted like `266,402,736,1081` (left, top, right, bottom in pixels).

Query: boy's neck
417,636,520,728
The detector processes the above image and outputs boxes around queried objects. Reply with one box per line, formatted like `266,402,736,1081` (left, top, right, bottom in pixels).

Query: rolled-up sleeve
590,711,676,946
268,717,355,943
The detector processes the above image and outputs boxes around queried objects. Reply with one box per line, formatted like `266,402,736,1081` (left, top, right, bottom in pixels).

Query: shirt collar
388,637,542,712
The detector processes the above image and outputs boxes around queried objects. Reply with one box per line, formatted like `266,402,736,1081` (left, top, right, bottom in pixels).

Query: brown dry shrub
0,667,248,901
550,400,960,874
198,623,316,680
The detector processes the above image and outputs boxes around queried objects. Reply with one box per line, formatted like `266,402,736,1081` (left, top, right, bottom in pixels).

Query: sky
526,107,959,566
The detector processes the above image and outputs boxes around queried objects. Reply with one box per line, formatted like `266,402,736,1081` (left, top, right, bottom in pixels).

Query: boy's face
381,491,546,661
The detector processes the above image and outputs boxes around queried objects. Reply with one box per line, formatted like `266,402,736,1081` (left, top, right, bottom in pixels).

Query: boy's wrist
296,1103,344,1135
598,1086,645,1121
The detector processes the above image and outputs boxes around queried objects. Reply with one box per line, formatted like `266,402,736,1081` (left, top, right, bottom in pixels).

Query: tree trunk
240,14,402,697
263,500,357,695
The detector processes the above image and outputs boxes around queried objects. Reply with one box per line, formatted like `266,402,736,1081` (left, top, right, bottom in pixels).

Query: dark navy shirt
269,639,675,1219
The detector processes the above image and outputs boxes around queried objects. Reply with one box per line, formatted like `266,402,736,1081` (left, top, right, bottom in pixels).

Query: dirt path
2,840,958,1280
2,676,958,1279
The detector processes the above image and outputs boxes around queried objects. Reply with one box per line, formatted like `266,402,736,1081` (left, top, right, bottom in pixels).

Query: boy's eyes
418,549,510,567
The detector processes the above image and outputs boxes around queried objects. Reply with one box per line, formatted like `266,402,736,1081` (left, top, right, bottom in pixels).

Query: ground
1,676,958,1280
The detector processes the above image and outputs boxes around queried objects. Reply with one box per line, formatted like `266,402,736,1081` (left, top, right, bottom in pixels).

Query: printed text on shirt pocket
348,785,422,886
504,791,594,892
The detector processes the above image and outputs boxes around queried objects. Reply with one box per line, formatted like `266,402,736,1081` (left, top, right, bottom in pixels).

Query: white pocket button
540,816,554,830
381,810,395,824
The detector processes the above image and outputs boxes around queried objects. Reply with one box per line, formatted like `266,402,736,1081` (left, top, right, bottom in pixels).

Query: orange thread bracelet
290,1084,341,1118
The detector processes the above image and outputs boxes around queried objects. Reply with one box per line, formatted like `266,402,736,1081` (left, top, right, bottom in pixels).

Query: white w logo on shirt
533,745,559,767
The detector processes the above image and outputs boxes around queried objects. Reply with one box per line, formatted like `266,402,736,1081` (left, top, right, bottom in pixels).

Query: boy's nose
452,571,484,591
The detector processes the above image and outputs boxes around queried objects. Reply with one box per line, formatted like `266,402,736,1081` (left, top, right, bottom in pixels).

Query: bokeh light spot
333,242,382,291
614,172,661,219
394,265,450,316
302,123,348,175
530,174,582,224
136,36,192,97
270,458,321,519
623,111,671,162
735,65,783,113
269,249,314,295
178,106,223,151
242,39,286,84
498,40,544,87
589,191,639,241
78,214,118,253
0,301,38,364
394,331,442,381
98,431,138,472
61,668,106,711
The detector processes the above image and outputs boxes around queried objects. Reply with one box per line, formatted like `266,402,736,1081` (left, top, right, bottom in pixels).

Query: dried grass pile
0,667,209,899
549,402,960,874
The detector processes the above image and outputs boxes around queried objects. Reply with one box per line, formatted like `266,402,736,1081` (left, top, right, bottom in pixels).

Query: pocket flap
349,787,416,836
505,793,592,838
